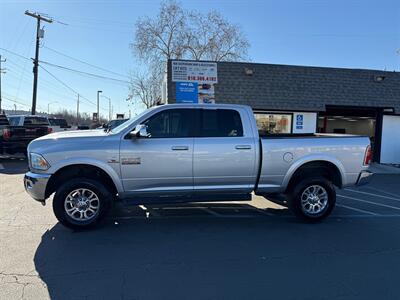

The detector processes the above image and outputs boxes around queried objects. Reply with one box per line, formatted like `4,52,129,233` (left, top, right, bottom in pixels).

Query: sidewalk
369,163,400,174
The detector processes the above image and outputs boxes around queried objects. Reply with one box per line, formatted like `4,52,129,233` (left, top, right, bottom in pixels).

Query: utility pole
25,10,52,115
76,94,80,124
0,55,6,113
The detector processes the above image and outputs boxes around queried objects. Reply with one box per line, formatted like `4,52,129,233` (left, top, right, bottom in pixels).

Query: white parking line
338,195,400,211
344,188,400,202
364,186,400,199
336,204,378,216
0,163,4,170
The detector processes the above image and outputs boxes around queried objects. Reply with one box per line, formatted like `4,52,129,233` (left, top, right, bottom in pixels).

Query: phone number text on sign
172,61,218,84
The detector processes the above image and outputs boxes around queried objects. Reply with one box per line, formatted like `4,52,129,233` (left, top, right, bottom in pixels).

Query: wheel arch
45,163,120,199
284,158,344,193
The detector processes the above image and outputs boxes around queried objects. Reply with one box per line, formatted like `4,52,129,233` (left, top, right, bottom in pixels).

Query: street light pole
47,101,57,115
97,90,102,122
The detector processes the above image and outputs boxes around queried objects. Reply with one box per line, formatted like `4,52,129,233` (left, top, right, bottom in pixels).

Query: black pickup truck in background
0,114,51,156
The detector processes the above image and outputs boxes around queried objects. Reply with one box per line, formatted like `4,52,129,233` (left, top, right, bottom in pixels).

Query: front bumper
24,172,51,202
356,170,373,186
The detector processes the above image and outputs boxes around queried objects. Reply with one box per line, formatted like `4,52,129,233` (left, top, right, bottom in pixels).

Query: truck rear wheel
53,178,112,230
288,177,336,222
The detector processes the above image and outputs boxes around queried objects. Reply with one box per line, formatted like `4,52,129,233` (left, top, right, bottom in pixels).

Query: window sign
172,61,218,84
296,114,304,130
176,82,198,103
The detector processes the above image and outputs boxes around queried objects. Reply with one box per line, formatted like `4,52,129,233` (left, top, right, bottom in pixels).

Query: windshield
110,109,152,134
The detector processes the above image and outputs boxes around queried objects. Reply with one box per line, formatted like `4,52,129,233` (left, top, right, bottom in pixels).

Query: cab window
143,109,194,138
200,109,243,137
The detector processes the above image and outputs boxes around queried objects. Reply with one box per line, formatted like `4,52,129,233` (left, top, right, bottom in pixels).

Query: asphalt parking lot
1,156,400,300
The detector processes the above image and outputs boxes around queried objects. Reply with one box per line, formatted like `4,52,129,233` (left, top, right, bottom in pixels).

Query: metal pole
109,98,111,121
0,55,5,113
77,94,80,124
97,90,102,121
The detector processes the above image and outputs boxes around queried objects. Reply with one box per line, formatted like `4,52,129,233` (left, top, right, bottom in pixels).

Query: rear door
193,107,257,194
120,108,195,196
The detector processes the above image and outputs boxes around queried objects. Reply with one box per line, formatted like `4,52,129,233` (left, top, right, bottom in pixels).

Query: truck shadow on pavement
33,203,400,300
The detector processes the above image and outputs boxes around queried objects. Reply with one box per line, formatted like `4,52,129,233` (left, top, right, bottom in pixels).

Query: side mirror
130,124,149,138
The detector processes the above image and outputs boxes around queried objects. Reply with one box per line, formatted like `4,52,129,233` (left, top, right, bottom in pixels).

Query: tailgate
5,126,48,141
23,126,49,139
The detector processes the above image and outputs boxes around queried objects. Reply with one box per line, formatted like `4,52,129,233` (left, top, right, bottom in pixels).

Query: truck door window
201,109,243,137
144,109,194,138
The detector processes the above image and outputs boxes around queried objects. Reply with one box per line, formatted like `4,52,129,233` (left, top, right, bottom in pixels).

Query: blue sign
176,82,198,103
296,114,304,130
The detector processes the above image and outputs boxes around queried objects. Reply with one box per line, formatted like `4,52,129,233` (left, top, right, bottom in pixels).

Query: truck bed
257,134,371,193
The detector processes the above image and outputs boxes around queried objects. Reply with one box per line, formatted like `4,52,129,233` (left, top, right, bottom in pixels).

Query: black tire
288,177,336,222
53,177,112,230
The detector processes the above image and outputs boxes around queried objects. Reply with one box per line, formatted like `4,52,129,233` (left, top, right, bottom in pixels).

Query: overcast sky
1,0,399,117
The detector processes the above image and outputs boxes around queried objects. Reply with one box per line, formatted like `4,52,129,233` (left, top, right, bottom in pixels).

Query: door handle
235,145,252,150
171,146,189,151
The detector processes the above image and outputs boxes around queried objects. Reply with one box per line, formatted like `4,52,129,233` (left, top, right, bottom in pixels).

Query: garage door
381,115,400,164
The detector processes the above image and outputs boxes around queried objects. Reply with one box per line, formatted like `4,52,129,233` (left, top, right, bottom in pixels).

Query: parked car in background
24,104,372,229
3,115,51,155
0,114,11,155
101,119,129,131
48,117,71,133
76,125,90,130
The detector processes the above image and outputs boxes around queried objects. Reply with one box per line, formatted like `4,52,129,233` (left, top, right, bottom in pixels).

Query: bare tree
129,69,162,109
129,0,250,108
184,11,249,61
132,0,186,65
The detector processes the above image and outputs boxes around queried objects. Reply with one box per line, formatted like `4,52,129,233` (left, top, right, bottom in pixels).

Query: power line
0,47,31,61
0,47,131,84
39,60,130,84
43,46,128,78
3,95,30,107
39,65,108,111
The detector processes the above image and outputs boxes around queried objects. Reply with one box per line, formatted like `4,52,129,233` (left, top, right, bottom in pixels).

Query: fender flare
49,157,124,194
281,154,346,190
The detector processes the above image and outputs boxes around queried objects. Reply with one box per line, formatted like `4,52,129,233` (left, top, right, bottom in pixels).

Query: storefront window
255,113,292,135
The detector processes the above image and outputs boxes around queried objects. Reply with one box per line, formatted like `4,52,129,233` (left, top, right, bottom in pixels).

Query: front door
120,108,195,196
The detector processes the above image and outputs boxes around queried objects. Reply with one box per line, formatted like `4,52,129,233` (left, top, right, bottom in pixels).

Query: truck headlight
30,153,50,171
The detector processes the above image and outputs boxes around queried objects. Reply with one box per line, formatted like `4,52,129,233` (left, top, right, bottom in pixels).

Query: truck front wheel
53,178,112,230
288,177,336,222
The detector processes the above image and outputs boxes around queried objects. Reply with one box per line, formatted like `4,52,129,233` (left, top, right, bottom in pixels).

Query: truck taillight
363,145,372,166
47,127,53,134
3,128,11,139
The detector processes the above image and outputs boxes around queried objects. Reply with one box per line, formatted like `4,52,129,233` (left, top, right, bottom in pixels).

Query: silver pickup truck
24,104,372,229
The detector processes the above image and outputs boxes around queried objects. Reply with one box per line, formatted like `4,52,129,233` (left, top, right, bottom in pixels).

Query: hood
28,129,110,155
35,129,108,141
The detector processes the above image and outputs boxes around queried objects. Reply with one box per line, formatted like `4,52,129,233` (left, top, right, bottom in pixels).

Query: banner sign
176,82,198,103
172,61,218,84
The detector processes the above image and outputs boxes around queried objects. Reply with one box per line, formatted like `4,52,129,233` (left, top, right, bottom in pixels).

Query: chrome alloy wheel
300,185,328,215
64,188,100,221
